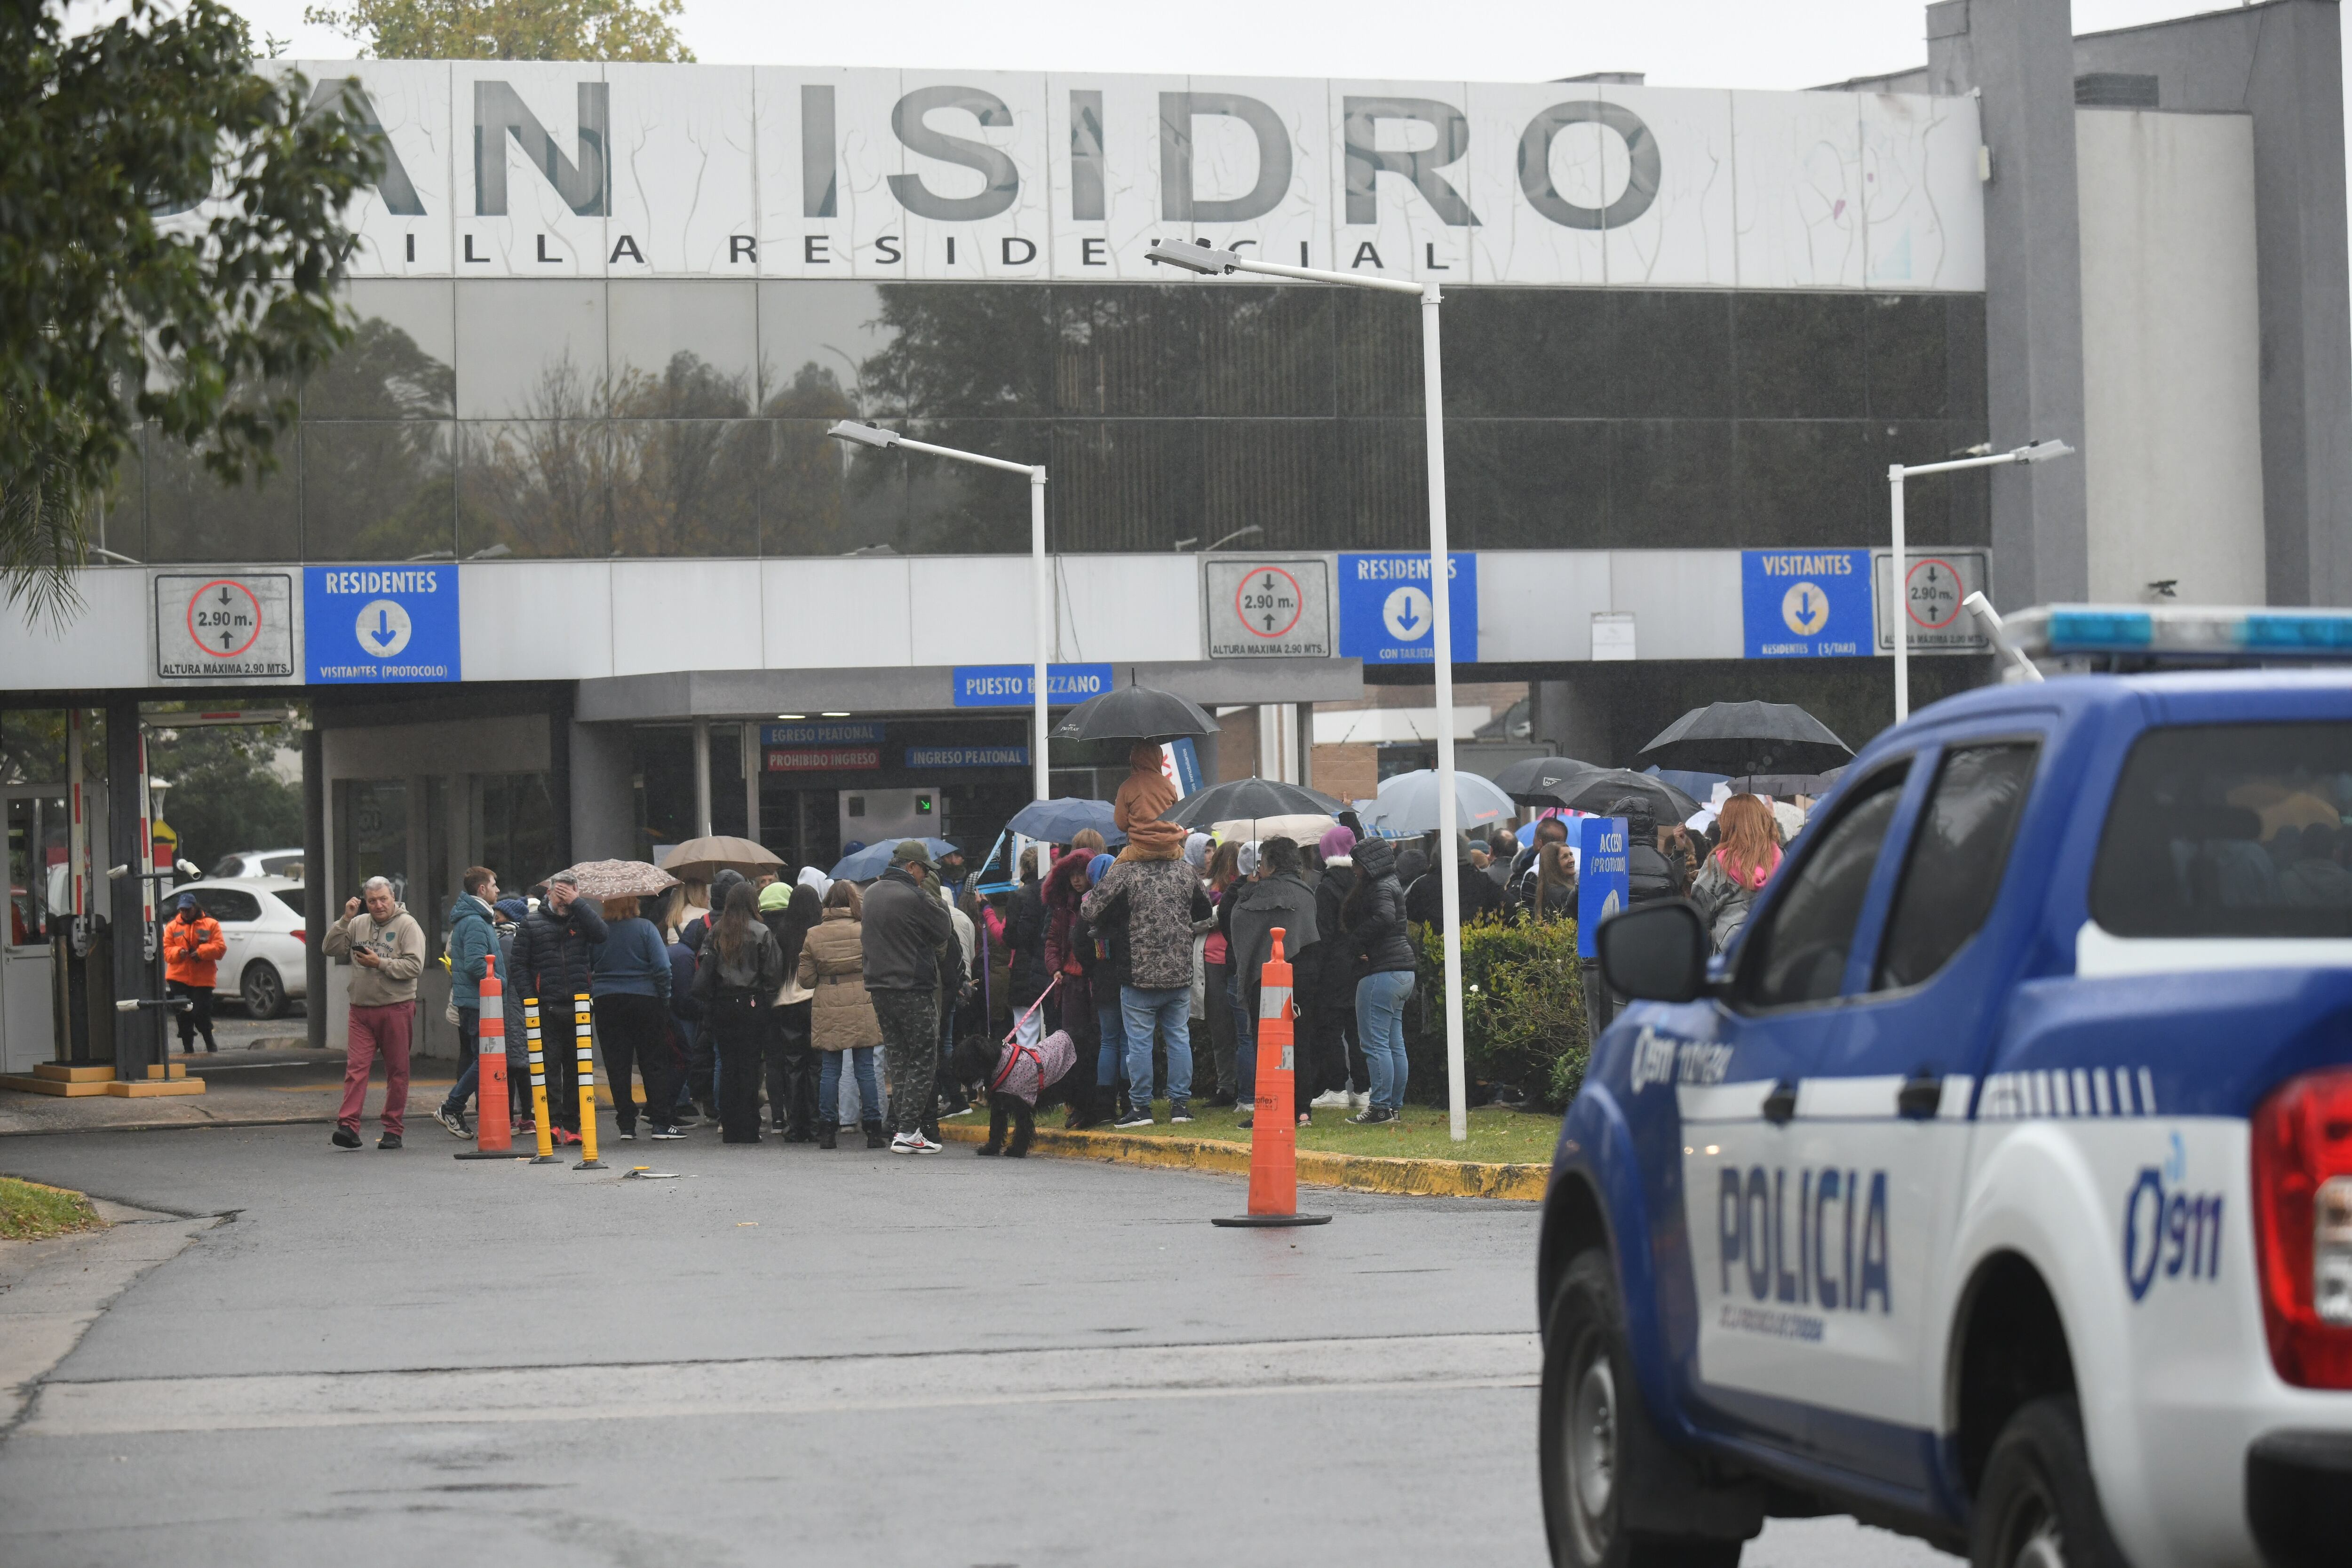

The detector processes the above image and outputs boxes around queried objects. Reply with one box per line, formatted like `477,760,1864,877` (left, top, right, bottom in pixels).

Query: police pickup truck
1541,606,2349,1568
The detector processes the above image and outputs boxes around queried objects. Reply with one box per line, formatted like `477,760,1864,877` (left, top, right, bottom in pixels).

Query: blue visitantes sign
1741,549,1871,659
1337,552,1477,665
952,663,1114,708
304,566,460,683
1577,816,1629,959
764,722,884,746
907,745,1029,768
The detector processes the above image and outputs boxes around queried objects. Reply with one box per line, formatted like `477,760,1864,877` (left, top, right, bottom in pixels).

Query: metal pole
1422,282,1468,1146
691,716,713,838
741,722,761,844
1889,465,1909,724
1031,468,1051,803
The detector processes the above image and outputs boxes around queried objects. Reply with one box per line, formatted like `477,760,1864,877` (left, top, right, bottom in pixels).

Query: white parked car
179,876,308,1019
209,848,305,881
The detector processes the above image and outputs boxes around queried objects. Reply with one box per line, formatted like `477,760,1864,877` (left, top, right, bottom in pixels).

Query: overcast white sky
214,0,2293,90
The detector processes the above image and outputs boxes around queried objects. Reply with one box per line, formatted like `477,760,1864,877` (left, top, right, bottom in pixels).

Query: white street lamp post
830,422,1052,802
1887,438,2074,723
1147,240,1470,1144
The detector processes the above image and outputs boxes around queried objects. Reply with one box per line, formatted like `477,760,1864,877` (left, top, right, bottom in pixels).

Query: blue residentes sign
1577,816,1629,959
952,664,1114,708
907,745,1029,768
1338,552,1477,664
1742,549,1870,659
305,566,461,683
764,722,884,746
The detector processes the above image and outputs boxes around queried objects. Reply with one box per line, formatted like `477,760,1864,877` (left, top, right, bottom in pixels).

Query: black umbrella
1491,755,1606,804
1166,777,1342,828
1727,767,1845,799
1636,701,1853,778
1046,680,1216,743
1556,769,1702,823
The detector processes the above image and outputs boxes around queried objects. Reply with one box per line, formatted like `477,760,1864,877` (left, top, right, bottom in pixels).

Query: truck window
2090,722,2352,938
1873,742,2039,991
1740,765,1909,1009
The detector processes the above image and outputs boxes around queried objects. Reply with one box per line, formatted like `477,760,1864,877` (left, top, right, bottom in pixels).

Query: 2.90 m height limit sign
154,572,297,680
1204,557,1331,659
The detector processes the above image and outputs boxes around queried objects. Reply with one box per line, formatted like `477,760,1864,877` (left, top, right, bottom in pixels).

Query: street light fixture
828,420,1052,802
1886,438,2074,722
1147,238,1472,1144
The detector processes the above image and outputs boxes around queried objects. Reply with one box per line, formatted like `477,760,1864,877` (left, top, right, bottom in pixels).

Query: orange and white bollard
454,955,513,1160
1213,927,1331,1229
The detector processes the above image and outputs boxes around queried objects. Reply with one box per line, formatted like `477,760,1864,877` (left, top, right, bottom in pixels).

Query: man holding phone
322,876,426,1150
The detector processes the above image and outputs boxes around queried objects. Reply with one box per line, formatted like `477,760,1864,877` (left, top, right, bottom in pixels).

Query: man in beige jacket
321,876,426,1149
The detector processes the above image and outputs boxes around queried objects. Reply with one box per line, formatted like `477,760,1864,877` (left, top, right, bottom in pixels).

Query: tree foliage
146,720,305,873
1416,914,1590,1108
303,0,694,61
0,0,374,624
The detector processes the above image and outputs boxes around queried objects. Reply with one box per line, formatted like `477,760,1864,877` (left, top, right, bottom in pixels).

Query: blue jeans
1120,985,1192,1112
1096,1001,1126,1089
1356,969,1415,1112
1228,975,1257,1104
818,1047,880,1127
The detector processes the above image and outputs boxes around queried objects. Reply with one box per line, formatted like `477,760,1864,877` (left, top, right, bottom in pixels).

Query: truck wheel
1970,1397,2124,1568
1542,1249,1743,1568
241,961,286,1020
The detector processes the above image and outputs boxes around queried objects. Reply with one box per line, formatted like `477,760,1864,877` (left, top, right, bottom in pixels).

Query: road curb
931,1121,1548,1202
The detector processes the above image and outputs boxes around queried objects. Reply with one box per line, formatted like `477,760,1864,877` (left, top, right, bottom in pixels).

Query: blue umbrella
830,836,957,882
1006,797,1124,846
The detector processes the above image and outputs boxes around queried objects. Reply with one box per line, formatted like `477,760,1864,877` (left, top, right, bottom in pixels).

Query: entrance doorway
3,789,68,1072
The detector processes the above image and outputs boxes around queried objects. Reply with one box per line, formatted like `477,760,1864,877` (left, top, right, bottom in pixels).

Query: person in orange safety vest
163,891,226,1053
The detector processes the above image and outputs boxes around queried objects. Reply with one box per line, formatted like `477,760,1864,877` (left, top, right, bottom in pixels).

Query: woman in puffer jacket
1342,837,1417,1125
1690,793,1782,954
796,881,885,1150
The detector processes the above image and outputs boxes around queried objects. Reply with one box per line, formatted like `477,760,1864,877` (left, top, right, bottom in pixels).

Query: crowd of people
315,781,1799,1153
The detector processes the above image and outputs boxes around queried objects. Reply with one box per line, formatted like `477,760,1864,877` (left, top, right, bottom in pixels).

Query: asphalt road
0,1126,1956,1567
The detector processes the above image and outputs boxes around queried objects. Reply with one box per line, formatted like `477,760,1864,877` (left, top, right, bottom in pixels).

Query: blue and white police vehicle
1540,606,2351,1568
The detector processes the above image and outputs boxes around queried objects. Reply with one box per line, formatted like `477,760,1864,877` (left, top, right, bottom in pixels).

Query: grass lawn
0,1176,103,1241
1067,1101,1563,1165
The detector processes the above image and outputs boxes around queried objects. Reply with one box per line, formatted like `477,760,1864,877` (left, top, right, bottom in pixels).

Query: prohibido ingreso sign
235,64,1984,291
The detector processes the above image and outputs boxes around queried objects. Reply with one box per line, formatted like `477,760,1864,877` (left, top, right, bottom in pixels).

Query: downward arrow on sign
366,608,397,652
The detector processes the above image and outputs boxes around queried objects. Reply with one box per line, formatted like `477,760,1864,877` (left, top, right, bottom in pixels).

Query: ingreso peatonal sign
225,63,1983,290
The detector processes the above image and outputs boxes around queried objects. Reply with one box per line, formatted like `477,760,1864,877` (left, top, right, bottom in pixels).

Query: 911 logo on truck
2123,1137,2224,1301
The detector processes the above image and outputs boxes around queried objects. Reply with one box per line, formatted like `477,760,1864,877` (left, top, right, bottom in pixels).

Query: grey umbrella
1637,701,1853,778
1046,680,1216,743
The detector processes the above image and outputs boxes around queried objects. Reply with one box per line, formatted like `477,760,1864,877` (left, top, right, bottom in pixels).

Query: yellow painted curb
931,1121,1548,1202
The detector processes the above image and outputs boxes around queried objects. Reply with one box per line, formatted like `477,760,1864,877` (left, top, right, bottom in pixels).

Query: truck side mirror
1596,900,1710,1004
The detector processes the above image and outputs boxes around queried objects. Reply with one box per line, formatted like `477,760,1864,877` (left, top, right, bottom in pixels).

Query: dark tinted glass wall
118,280,1985,562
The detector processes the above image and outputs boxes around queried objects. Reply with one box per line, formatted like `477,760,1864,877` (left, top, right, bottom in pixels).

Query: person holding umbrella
591,890,680,1140
691,880,785,1143
502,871,607,1145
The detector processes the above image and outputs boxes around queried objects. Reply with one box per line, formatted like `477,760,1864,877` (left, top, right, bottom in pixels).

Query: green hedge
1409,915,1591,1110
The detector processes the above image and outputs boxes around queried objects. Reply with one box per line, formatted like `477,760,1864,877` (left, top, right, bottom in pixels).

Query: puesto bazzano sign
247,63,1983,290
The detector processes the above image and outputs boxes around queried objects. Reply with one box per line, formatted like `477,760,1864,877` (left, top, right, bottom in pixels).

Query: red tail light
293,930,306,944
2252,1067,2352,1389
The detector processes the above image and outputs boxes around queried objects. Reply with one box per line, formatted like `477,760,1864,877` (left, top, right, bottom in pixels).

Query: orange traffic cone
1213,927,1331,1229
454,955,514,1160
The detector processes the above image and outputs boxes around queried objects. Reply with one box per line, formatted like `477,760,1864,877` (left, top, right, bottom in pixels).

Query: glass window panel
1200,420,1337,550
608,280,757,411
1444,290,1611,418
1875,742,2038,989
1051,421,1203,553
1736,421,1876,548
855,283,1051,418
608,420,761,556
1741,768,1908,1008
477,772,558,892
1862,293,1946,421
1335,291,1420,416
453,279,607,421
1946,294,1986,425
756,280,898,416
309,280,454,419
1867,421,1991,547
301,421,456,562
904,420,1043,554
1204,287,1334,417
1335,418,1428,550
1613,292,1733,419
1053,286,1202,416
457,420,611,559
1608,420,1734,548
339,778,410,908
145,434,301,562
1735,294,1866,419
1450,420,1610,549
763,419,897,557
631,726,696,861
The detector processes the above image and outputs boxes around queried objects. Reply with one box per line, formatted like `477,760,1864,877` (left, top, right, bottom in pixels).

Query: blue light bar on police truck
2004,603,2352,661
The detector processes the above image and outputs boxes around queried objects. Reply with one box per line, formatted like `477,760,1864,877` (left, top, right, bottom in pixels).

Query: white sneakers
1310,1090,1352,1109
890,1131,943,1154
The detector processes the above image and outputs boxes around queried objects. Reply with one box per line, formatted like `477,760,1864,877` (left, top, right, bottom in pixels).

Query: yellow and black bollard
524,997,559,1164
572,992,604,1170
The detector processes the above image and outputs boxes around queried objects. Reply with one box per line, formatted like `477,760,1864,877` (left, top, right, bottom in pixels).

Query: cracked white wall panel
1462,82,1605,288
1328,79,1477,286
1860,93,1985,293
1169,76,1332,275
287,60,453,277
1601,86,1736,290
895,70,1052,281
1046,74,1172,279
606,63,755,277
1730,89,1865,291
756,68,906,281
451,61,608,278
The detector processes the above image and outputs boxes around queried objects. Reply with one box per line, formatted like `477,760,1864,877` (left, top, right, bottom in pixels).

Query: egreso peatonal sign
218,63,1984,291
